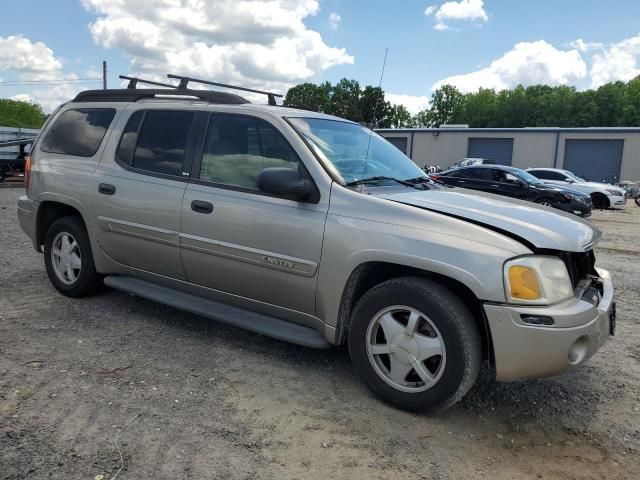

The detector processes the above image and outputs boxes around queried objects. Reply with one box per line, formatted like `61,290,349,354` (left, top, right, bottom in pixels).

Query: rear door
179,112,328,315
91,107,206,280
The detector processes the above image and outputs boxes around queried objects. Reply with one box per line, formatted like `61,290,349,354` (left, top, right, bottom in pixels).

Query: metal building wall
556,132,640,180
377,128,640,181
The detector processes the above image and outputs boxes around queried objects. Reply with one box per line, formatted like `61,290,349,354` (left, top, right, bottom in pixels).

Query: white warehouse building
376,127,640,182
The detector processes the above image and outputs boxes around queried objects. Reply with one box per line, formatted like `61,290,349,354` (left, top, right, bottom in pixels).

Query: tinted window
41,108,116,157
460,168,492,180
131,111,194,176
200,114,301,190
529,170,565,180
116,110,144,165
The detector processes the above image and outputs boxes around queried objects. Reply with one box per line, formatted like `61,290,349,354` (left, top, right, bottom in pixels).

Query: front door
179,113,328,315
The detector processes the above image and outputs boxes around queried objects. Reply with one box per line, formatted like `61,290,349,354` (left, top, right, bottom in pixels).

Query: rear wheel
635,196,640,207
348,277,481,412
43,216,102,297
591,193,609,210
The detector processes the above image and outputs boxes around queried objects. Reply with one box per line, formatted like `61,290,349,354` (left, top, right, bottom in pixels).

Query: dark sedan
431,165,593,217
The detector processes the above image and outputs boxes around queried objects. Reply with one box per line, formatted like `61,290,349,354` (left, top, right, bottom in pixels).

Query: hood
580,181,624,193
377,188,601,252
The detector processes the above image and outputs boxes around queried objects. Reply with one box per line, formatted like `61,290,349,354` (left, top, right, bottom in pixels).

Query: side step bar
104,276,330,349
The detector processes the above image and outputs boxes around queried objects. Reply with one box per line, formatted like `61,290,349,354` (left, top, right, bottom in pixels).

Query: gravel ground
1,186,639,480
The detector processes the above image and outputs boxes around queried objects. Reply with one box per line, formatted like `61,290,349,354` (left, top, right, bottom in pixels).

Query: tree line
284,76,640,128
0,99,47,129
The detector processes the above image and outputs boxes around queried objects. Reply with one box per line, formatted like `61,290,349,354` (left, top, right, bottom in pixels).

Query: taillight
430,174,440,181
24,155,32,189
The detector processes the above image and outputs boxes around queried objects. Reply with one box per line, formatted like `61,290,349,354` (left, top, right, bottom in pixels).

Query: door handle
191,200,214,214
98,183,116,195
458,180,466,184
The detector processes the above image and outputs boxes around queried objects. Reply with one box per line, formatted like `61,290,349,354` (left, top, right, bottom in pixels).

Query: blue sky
1,0,640,112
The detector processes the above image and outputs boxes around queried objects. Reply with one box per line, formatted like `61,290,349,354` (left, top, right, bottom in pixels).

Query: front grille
560,250,597,288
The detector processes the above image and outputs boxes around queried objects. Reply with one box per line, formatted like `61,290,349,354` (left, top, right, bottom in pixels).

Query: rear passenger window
199,114,301,190
41,108,116,157
130,111,194,176
116,110,144,165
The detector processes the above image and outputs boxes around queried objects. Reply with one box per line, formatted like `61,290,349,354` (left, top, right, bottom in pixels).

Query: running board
103,276,330,349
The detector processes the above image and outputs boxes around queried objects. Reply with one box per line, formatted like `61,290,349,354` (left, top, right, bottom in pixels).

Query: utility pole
102,61,107,90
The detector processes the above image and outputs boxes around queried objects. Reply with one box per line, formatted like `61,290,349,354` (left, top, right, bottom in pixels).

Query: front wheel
348,277,481,412
635,196,640,207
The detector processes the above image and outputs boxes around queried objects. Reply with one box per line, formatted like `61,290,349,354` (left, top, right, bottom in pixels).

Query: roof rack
73,88,250,105
120,75,178,89
167,74,283,106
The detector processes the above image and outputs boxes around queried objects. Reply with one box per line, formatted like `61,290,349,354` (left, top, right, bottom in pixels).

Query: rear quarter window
40,108,116,157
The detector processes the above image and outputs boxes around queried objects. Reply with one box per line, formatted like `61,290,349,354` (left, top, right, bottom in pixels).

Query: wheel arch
590,191,610,209
36,201,89,252
334,261,493,363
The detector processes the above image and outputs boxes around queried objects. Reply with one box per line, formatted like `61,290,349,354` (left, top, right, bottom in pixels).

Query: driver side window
199,114,301,190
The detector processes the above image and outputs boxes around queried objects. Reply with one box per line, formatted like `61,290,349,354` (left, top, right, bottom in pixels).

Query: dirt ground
1,186,639,480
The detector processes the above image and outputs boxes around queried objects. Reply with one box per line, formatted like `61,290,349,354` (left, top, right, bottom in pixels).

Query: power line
0,77,102,85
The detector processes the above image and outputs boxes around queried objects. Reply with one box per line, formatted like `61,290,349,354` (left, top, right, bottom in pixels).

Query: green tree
388,104,415,128
329,78,362,122
427,84,464,127
0,99,47,128
459,88,497,127
359,86,391,127
283,82,331,112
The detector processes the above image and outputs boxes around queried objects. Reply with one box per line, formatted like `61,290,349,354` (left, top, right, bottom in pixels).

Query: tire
43,216,102,297
348,277,481,413
591,193,609,210
635,197,640,207
535,198,556,208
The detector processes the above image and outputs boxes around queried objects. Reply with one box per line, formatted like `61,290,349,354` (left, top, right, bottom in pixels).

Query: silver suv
17,78,616,412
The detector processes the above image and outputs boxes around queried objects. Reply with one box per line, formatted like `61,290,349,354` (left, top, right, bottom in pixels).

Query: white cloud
386,93,430,114
433,40,587,93
425,0,488,31
0,35,63,80
569,38,604,53
329,12,341,30
11,84,86,112
81,0,353,95
589,34,640,88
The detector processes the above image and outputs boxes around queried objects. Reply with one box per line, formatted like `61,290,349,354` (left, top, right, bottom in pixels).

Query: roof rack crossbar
119,75,179,90
167,74,283,106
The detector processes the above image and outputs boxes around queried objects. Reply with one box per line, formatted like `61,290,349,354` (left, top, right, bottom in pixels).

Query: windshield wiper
345,176,417,188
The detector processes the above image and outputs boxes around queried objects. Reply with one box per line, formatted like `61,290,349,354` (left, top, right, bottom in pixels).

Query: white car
526,168,627,210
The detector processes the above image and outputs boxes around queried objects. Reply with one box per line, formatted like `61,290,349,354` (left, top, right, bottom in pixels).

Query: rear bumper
17,195,40,251
485,268,614,381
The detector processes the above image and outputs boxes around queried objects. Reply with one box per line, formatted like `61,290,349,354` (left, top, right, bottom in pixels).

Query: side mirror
565,178,574,183
257,167,312,200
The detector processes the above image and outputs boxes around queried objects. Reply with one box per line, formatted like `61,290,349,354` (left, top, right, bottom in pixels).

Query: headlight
504,256,573,305
605,189,622,196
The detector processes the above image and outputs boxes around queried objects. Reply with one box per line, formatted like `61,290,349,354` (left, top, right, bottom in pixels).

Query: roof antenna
360,47,388,188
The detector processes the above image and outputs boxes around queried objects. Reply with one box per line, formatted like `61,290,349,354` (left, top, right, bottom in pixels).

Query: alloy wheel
366,306,446,393
50,232,82,285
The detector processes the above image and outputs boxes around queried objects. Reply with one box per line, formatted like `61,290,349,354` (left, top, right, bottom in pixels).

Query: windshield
563,170,586,182
288,117,427,185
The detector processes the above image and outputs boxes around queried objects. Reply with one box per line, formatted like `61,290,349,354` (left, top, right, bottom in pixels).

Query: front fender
315,211,531,328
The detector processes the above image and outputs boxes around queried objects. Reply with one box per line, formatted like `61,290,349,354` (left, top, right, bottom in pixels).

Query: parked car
526,168,626,210
452,157,493,168
431,165,593,217
18,78,615,413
